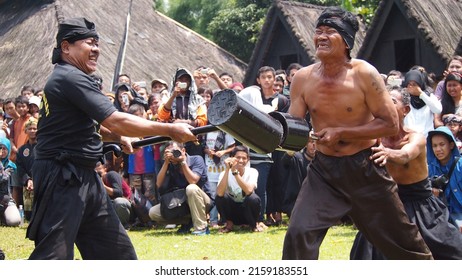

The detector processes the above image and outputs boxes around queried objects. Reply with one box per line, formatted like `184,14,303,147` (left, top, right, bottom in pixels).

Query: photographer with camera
148,141,212,235
158,68,207,157
351,89,462,260
216,146,262,233
427,126,462,234
193,66,228,90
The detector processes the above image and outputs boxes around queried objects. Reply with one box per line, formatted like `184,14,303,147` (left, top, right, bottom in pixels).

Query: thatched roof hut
243,0,366,86
0,0,247,98
357,0,462,76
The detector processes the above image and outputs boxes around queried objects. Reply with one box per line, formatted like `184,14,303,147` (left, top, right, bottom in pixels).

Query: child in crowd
443,114,462,152
127,104,157,211
427,126,462,233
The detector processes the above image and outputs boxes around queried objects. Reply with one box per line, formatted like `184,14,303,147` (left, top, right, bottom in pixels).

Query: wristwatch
180,161,186,166
231,170,239,176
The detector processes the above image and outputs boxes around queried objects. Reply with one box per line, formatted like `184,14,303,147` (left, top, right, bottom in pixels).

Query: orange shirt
12,114,31,148
158,104,207,127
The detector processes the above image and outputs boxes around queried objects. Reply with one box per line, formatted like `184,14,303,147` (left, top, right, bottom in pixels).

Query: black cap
52,17,99,64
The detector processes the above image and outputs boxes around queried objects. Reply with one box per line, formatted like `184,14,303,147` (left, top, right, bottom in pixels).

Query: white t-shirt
204,131,235,183
404,93,442,137
218,167,258,203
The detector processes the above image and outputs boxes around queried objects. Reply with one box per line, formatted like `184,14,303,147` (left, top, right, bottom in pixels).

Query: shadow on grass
130,224,289,237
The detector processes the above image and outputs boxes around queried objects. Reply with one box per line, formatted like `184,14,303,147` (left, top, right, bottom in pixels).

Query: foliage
164,0,227,39
295,0,381,25
0,223,357,260
158,0,381,61
208,4,267,62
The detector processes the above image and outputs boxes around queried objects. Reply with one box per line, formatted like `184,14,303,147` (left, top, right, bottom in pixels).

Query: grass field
0,222,357,260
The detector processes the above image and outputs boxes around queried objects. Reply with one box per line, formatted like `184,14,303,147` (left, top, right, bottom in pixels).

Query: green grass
0,222,357,260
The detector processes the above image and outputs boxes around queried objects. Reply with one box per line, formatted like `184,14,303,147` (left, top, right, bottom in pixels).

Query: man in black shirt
26,17,196,260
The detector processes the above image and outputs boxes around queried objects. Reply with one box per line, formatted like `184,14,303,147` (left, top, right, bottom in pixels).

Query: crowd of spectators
1,56,461,257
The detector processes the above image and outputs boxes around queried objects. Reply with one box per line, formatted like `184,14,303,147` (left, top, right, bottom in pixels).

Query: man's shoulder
350,59,376,73
188,155,205,164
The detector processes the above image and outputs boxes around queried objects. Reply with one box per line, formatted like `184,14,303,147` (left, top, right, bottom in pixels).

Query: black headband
52,18,99,64
316,17,356,50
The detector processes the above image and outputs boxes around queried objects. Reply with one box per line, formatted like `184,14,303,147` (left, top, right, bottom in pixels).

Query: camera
178,82,187,89
121,94,129,106
135,81,146,88
172,149,182,158
430,174,449,190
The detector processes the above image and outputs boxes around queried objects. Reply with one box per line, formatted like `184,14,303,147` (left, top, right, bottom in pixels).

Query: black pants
27,159,137,260
351,179,462,260
282,147,432,260
216,192,260,229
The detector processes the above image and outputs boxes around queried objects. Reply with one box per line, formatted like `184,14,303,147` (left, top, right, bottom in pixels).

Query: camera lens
172,149,181,158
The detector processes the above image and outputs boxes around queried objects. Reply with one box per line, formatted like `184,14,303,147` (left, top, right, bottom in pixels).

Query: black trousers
282,147,432,260
215,192,260,229
351,179,462,260
27,159,137,260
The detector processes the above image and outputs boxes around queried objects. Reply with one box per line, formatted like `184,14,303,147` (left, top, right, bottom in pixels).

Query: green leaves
155,0,380,62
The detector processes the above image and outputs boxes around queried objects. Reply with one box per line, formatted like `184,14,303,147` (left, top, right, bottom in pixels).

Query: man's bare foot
258,222,268,230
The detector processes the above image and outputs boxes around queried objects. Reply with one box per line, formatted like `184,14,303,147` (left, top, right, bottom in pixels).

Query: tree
208,4,266,62
156,0,381,62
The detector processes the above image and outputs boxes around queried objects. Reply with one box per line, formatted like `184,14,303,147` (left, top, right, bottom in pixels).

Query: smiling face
15,102,29,117
431,134,454,165
61,37,99,74
314,25,346,59
234,151,249,169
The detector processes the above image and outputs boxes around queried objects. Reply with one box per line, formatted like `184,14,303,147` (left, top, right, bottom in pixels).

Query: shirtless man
350,89,462,259
282,7,432,260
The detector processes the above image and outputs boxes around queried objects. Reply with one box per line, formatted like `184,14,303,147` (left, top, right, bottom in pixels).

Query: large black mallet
132,89,309,153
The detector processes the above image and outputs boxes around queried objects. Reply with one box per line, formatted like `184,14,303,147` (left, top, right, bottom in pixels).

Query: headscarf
404,69,429,109
0,137,16,172
52,18,99,64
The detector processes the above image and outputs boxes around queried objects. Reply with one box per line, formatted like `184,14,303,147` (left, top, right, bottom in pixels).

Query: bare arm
288,69,309,119
216,172,228,197
208,69,228,90
179,161,200,184
221,157,255,196
434,113,444,128
370,133,425,166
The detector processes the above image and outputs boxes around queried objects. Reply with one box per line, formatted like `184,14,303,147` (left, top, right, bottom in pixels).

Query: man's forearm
101,125,121,142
